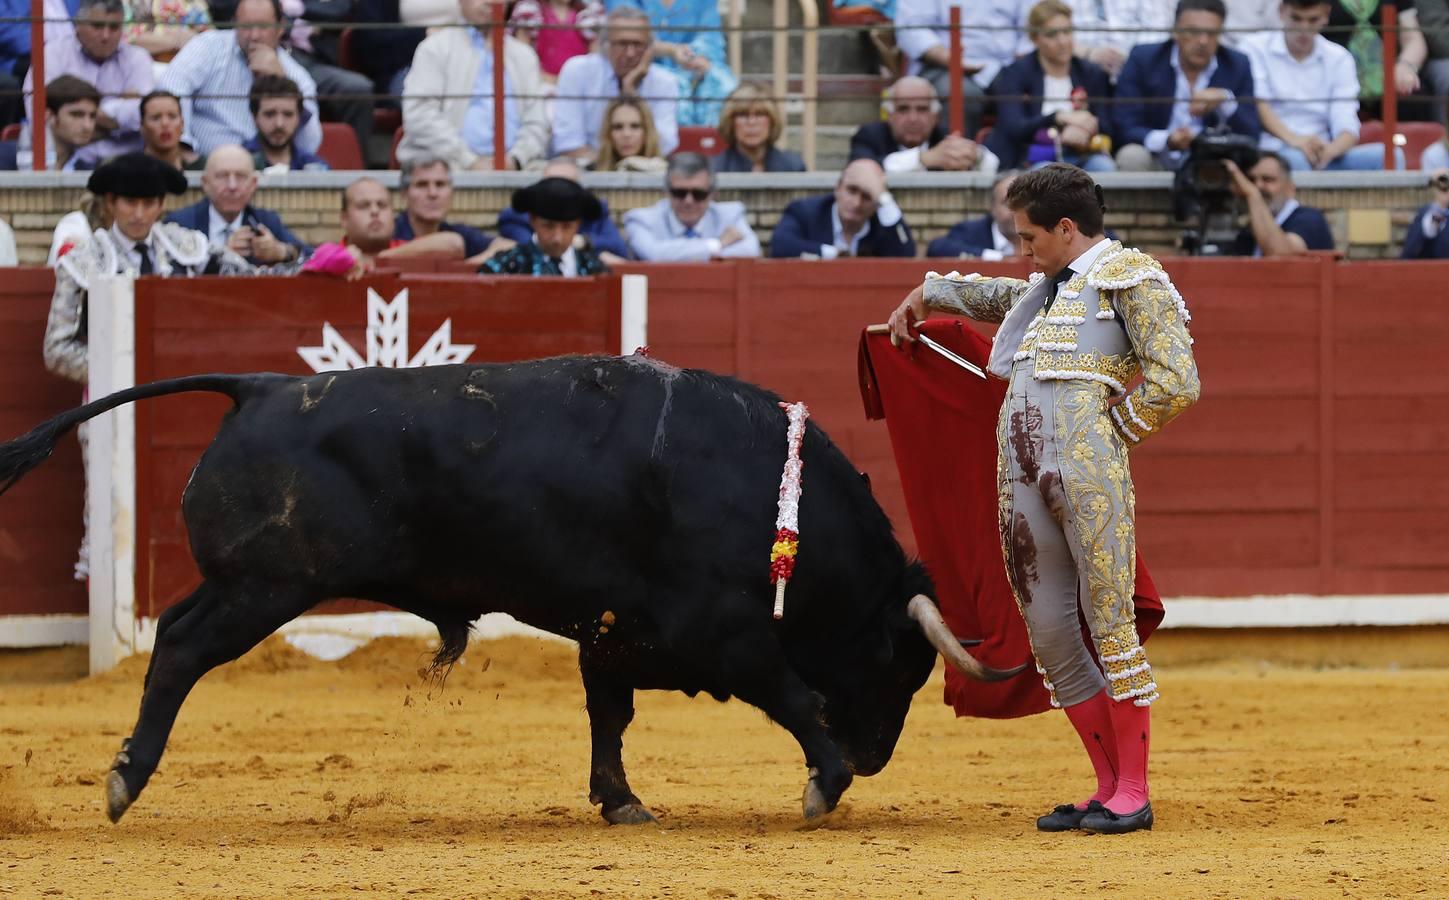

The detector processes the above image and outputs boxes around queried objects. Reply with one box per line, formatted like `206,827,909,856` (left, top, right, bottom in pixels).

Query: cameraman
1223,151,1334,256
1401,170,1449,260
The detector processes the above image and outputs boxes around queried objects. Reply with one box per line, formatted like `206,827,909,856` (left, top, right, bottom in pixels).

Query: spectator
769,158,915,259
395,156,496,261
498,157,631,260
1223,151,1334,255
1114,0,1261,171
17,76,100,171
894,0,1033,137
927,169,1019,258
1241,0,1394,171
1063,0,1173,77
1220,0,1280,47
158,0,322,155
399,0,550,171
1324,0,1425,99
508,0,605,81
305,177,473,278
987,0,1115,172
553,6,678,158
402,0,461,24
614,0,737,127
1401,168,1449,257
1416,0,1449,124
138,90,205,170
349,0,425,106
260,0,377,154
593,97,668,171
243,74,330,171
849,76,1000,173
165,144,308,264
481,177,610,275
22,0,154,167
713,81,806,173
123,0,210,60
0,0,30,126
623,151,760,260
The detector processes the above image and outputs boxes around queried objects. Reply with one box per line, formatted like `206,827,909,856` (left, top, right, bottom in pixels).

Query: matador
889,164,1200,834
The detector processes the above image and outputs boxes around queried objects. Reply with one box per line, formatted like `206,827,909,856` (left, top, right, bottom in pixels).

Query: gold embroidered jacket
921,242,1200,445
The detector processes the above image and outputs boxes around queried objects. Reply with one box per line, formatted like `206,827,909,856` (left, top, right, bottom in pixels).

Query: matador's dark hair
1004,163,1105,237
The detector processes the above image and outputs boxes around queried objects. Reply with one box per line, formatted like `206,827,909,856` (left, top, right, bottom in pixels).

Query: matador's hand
888,285,927,348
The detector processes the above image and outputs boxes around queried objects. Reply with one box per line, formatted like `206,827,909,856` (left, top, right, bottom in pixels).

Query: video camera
1174,128,1260,256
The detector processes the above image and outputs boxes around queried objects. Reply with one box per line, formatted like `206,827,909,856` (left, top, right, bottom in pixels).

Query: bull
0,354,1024,825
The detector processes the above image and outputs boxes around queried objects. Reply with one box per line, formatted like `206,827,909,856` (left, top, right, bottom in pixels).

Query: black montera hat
510,177,603,222
86,152,189,199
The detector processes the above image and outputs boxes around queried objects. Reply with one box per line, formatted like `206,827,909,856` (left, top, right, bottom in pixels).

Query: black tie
1044,266,1072,313
136,242,153,276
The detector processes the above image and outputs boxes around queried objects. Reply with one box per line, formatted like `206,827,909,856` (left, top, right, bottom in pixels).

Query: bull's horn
907,595,1029,683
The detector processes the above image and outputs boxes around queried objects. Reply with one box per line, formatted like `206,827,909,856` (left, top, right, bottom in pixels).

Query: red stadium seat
1358,120,1445,168
0,123,20,142
318,122,365,170
676,126,723,157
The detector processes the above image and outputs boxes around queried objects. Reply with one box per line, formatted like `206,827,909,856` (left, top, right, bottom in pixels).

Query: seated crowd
7,0,1449,265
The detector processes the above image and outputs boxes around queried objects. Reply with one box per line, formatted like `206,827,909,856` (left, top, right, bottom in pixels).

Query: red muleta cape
859,318,1165,719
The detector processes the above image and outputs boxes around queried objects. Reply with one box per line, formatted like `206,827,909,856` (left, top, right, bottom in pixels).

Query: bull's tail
0,373,291,497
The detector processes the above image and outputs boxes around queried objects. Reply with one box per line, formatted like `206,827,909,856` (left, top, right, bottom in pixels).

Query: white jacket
399,29,550,170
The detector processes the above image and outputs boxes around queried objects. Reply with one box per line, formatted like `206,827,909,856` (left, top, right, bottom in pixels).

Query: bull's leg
579,656,656,825
725,643,853,820
106,579,314,823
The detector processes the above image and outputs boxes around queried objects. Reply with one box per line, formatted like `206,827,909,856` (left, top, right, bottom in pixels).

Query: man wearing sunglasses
624,152,761,261
22,0,154,167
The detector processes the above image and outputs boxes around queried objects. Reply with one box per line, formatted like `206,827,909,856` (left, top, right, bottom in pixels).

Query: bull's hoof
802,774,834,820
105,770,132,823
602,803,657,826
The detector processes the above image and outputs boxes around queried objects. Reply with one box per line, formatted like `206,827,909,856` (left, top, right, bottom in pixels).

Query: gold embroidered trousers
998,362,1158,708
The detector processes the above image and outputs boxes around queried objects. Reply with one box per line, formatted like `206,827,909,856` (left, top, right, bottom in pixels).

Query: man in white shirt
623,152,760,261
1063,0,1173,77
1240,0,1392,170
893,0,1033,137
158,0,322,156
399,0,550,171
553,6,679,160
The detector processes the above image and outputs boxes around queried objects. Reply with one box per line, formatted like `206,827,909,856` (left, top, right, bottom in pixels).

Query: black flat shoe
1080,801,1154,834
1036,800,1102,832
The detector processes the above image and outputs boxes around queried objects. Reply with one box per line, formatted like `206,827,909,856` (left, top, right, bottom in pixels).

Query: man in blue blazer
927,171,1018,258
164,144,308,265
1112,0,1260,171
1402,171,1449,260
770,159,915,259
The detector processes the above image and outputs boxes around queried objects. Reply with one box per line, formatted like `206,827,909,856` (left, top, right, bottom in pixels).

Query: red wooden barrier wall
0,269,85,616
1,258,1446,625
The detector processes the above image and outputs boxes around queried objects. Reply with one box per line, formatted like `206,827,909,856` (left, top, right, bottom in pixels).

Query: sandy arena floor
2,631,1447,898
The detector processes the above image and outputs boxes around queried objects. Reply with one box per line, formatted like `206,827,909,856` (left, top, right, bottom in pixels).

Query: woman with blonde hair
714,82,805,173
592,97,668,172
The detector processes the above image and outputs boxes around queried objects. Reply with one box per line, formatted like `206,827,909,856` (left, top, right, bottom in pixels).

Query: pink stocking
1063,690,1118,809
1105,697,1151,813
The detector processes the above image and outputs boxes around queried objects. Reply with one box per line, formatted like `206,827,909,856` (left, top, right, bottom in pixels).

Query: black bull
0,354,1024,825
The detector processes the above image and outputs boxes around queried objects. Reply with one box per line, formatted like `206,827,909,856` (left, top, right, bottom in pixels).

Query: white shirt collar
830,202,871,256
532,234,581,276
207,204,242,245
109,222,153,266
1169,44,1219,86
1269,30,1325,64
1064,236,1113,277
990,221,1015,255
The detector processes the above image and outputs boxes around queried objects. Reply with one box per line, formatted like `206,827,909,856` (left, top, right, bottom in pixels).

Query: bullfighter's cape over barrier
859,318,1165,720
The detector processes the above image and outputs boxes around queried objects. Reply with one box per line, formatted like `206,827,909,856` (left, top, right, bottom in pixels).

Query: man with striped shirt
158,0,321,157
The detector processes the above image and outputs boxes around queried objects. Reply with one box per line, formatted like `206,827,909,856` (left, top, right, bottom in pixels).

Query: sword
867,323,988,379
915,332,988,380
